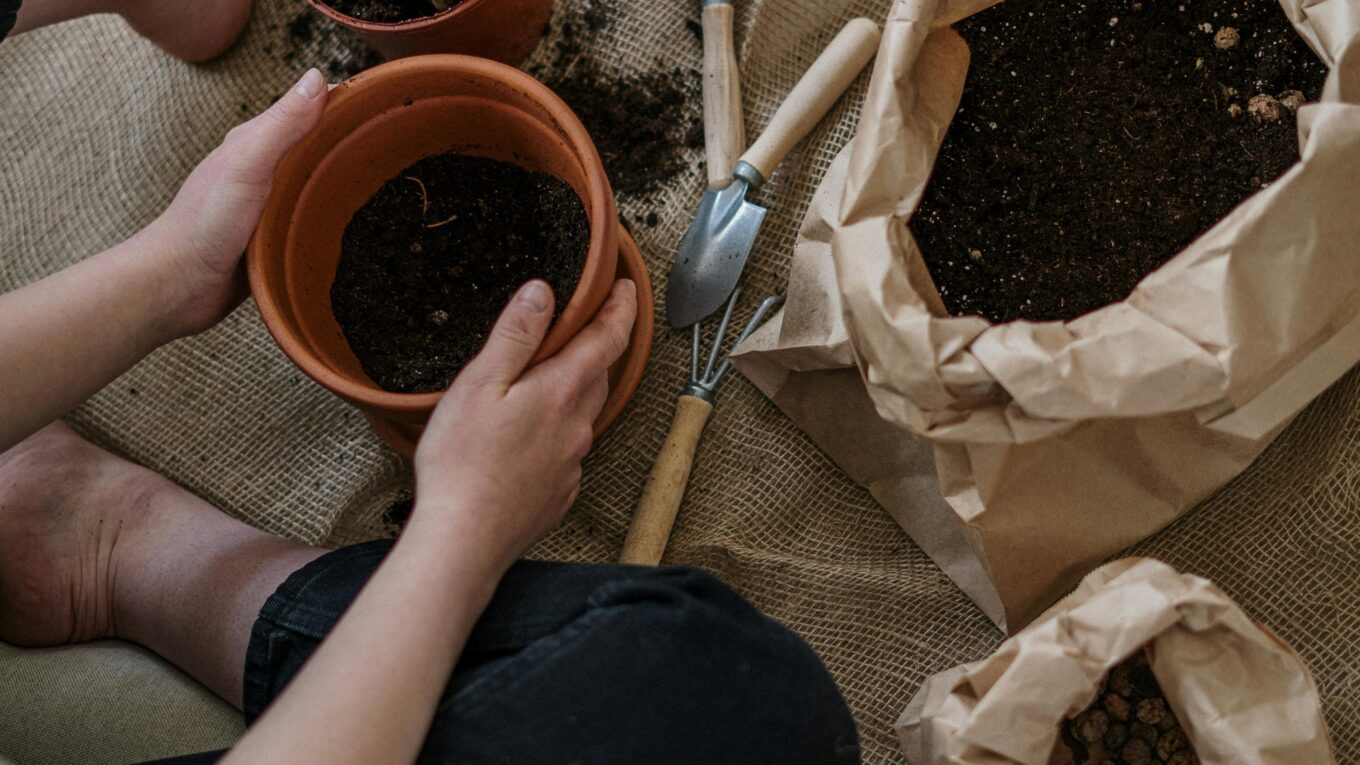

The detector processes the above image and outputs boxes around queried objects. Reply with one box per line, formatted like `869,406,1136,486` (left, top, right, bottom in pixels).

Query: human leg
8,0,254,61
0,424,858,763
237,548,860,764
0,423,324,708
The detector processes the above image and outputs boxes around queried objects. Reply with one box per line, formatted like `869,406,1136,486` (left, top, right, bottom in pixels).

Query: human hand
149,68,328,337
412,279,638,573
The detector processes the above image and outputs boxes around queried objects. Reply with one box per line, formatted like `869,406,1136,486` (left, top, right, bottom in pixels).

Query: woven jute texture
1,1,1358,763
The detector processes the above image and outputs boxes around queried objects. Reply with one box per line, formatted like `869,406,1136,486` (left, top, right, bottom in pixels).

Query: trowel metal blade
665,180,768,328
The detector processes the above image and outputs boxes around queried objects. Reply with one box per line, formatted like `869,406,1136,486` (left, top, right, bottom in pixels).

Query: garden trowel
666,16,881,328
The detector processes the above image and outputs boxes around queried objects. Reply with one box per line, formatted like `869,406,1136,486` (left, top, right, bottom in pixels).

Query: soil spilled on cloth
282,0,703,197
331,152,590,393
278,10,382,82
382,497,415,533
321,0,458,24
910,0,1328,324
528,0,703,198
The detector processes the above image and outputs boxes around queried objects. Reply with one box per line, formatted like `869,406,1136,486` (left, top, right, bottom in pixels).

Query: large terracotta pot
249,55,651,458
306,0,554,65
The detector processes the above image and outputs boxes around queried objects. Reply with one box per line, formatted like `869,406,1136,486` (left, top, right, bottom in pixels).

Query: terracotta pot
249,55,645,454
306,0,553,65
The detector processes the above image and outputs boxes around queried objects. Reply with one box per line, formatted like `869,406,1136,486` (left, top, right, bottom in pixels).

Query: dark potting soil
910,0,1328,324
321,0,458,24
528,0,704,198
331,153,590,393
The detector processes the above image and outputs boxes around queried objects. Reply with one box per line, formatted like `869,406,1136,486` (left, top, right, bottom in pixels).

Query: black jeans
0,0,19,43
148,540,859,764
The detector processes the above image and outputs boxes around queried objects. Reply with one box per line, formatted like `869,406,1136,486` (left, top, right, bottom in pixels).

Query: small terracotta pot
306,0,554,65
249,55,643,454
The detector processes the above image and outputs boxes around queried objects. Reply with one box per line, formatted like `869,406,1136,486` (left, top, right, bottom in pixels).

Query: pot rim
304,0,489,32
249,54,617,416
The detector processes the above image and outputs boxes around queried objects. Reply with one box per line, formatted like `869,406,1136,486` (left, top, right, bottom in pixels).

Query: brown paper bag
732,0,1360,632
894,558,1335,765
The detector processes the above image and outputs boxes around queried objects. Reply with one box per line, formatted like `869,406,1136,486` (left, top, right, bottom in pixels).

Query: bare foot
0,422,324,705
0,422,168,646
121,0,256,63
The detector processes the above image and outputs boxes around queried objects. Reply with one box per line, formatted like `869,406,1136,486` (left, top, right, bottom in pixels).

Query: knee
592,565,754,618
590,567,860,763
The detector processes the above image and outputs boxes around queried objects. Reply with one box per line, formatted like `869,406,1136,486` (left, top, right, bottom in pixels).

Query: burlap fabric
0,1,1356,763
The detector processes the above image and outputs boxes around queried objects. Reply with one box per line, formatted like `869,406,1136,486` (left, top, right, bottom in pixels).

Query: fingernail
295,68,324,99
518,280,550,312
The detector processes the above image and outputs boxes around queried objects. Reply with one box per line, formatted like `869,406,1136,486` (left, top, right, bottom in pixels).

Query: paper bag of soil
731,0,1360,631
894,558,1335,764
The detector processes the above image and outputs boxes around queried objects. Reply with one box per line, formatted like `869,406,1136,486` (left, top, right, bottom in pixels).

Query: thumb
224,68,328,189
463,281,555,390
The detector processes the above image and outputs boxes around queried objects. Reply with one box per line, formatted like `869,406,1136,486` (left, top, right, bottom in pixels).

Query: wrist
135,217,215,341
402,500,521,580
97,223,197,347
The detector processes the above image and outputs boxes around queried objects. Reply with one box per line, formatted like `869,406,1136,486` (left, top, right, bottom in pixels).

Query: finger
460,280,555,390
573,372,609,422
536,279,637,392
561,467,584,510
222,68,328,189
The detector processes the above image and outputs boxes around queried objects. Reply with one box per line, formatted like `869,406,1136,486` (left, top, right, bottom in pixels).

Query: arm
223,279,638,765
0,68,328,452
0,230,185,451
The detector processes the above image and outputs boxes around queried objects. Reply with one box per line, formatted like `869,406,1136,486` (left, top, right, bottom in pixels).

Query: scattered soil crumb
382,497,414,532
332,152,589,393
910,0,1327,324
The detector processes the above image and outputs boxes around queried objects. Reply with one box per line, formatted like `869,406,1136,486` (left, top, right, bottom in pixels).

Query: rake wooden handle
739,17,880,182
703,1,745,188
619,394,714,565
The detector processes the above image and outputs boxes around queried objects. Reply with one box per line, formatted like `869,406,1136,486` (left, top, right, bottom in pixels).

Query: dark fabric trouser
145,540,859,764
0,0,19,44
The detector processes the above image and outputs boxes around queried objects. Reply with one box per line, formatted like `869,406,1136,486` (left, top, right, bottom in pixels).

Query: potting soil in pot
910,0,1327,324
331,152,589,393
1055,652,1196,765
321,0,458,24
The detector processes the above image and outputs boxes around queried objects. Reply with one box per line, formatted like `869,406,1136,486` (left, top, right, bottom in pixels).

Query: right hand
412,279,638,572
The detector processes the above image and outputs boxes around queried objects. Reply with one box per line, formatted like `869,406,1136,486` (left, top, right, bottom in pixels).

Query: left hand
412,280,638,573
149,68,328,337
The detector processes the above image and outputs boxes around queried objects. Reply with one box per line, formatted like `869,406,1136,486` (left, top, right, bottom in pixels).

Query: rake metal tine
702,286,741,383
690,322,702,383
714,295,785,387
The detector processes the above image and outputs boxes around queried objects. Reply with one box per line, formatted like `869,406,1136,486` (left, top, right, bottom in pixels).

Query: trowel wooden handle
620,394,714,565
703,1,745,188
739,17,880,181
